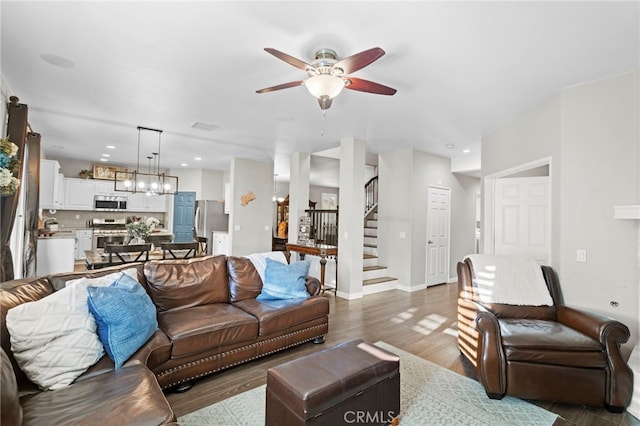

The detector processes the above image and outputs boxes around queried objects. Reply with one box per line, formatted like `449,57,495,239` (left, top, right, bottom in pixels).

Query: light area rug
179,341,557,426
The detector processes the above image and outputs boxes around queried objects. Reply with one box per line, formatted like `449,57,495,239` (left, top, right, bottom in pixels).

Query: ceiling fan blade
344,77,397,95
333,47,385,75
256,80,304,94
264,48,312,72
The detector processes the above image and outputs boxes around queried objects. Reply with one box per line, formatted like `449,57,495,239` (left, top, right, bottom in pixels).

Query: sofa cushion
144,255,229,312
21,364,175,425
87,274,159,369
257,259,311,301
245,251,289,283
233,296,330,336
1,347,22,426
0,276,54,388
499,319,607,368
158,304,259,358
228,256,263,302
5,270,136,390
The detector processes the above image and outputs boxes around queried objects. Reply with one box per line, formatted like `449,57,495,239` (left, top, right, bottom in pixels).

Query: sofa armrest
474,305,507,398
305,276,322,296
556,305,630,346
557,305,632,407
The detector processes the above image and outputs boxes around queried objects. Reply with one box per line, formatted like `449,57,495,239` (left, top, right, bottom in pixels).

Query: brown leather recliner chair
457,256,633,412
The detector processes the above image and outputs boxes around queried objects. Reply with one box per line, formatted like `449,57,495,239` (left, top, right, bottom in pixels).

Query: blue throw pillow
87,273,158,369
257,258,311,301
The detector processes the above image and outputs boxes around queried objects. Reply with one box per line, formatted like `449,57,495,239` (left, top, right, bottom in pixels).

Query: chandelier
114,126,179,195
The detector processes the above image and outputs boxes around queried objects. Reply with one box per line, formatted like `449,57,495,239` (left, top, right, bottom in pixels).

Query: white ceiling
2,1,638,188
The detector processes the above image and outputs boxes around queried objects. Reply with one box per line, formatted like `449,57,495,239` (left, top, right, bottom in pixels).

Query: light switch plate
576,249,587,262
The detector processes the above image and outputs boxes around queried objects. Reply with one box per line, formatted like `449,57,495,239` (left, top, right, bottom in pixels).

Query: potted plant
0,138,21,196
126,221,151,244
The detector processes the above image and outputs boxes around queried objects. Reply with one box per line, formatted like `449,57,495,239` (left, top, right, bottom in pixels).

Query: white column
288,152,310,245
337,138,366,299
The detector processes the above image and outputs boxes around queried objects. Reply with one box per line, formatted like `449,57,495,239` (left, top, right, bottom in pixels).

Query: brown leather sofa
1,254,329,425
457,257,632,412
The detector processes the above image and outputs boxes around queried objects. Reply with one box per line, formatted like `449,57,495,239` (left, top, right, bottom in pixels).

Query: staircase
362,210,398,294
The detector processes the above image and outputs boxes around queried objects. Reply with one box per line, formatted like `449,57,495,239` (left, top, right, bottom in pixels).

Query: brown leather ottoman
266,339,400,425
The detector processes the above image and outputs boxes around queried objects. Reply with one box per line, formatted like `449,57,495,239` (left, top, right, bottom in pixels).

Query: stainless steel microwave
94,195,128,211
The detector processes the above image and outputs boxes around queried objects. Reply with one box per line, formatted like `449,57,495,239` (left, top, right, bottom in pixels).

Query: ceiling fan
256,47,397,110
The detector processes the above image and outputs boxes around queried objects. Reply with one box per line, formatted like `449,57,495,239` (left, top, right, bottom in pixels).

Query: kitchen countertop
38,231,76,239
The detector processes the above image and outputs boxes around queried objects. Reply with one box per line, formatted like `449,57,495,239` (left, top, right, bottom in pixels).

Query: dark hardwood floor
166,283,640,426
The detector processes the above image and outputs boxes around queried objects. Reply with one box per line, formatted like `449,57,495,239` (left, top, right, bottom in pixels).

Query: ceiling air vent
191,122,219,131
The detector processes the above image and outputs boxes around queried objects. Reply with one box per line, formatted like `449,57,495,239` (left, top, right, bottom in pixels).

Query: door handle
428,240,434,244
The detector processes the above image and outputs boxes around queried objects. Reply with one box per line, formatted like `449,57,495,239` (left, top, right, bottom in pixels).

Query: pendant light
114,126,179,195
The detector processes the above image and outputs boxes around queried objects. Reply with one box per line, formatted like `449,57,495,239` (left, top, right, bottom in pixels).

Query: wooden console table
286,243,337,293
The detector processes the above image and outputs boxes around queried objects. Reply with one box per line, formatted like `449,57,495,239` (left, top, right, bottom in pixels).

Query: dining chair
161,242,199,259
194,236,208,256
104,243,151,266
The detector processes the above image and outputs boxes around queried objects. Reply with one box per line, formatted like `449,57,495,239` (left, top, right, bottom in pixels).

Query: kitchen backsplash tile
43,210,166,230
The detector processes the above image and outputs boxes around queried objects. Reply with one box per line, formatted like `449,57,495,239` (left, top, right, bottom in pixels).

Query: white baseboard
397,283,427,292
336,290,363,300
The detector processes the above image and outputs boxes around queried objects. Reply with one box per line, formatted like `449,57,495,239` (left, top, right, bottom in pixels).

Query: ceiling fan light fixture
304,75,345,99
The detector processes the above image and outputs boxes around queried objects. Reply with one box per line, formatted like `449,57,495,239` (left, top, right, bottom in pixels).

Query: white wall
228,158,273,256
200,169,225,201
153,167,225,201
482,70,640,343
378,149,414,289
482,93,563,267
378,149,480,289
559,71,639,338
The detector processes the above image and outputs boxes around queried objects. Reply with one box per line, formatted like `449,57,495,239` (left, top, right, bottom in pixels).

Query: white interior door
426,186,450,286
494,177,549,263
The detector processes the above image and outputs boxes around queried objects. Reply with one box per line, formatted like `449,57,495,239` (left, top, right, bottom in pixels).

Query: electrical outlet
576,249,587,262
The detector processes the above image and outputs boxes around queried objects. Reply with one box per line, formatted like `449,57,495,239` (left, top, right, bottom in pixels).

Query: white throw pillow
245,251,288,283
5,269,137,390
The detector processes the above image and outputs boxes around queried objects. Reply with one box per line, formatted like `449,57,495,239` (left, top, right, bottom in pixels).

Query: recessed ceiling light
102,153,110,157
191,122,218,131
462,149,471,154
99,158,108,162
181,163,188,167
194,157,202,161
445,144,455,149
106,145,115,149
40,54,75,69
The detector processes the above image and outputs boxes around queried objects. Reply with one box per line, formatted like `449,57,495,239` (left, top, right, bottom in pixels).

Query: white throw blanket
465,254,553,306
245,251,288,283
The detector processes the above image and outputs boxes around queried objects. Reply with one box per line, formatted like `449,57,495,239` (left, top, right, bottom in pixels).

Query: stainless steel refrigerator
194,200,229,254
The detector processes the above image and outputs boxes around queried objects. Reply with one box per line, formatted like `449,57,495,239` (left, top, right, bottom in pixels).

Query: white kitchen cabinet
37,237,75,275
39,159,64,210
94,180,118,196
212,231,229,255
75,229,93,260
127,193,167,212
64,178,95,210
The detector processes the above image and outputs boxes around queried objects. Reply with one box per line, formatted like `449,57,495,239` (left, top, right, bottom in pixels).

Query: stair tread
363,277,397,285
363,265,386,271
363,254,377,259
363,243,377,248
